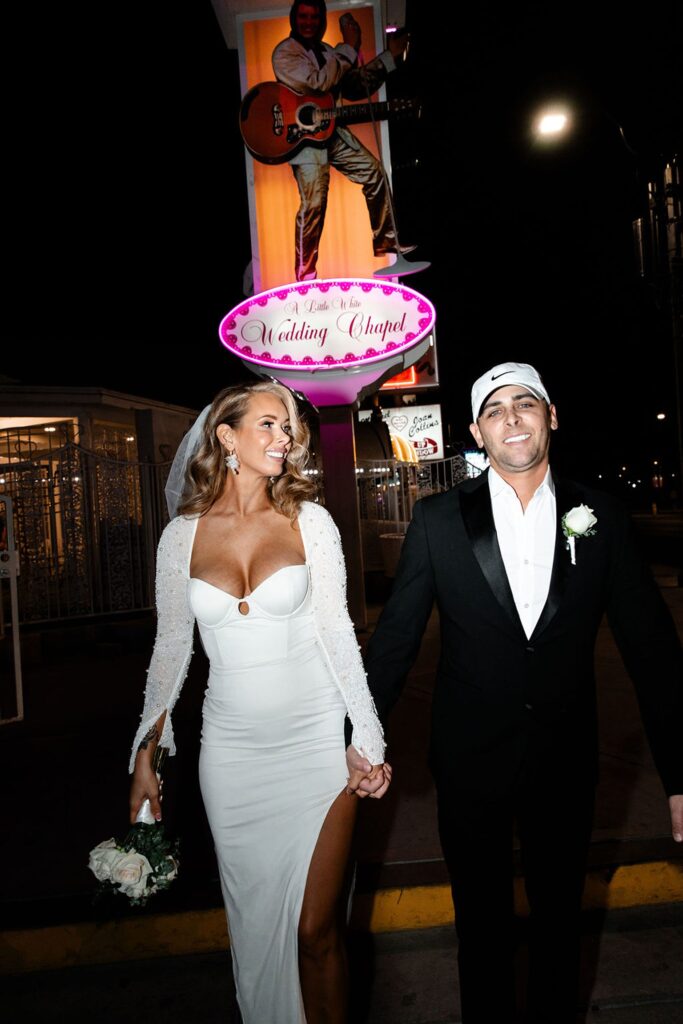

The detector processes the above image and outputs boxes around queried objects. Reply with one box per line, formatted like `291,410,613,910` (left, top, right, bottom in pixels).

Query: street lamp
532,106,571,140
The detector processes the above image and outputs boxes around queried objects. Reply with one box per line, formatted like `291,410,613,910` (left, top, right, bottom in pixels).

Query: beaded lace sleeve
302,502,386,764
128,516,196,773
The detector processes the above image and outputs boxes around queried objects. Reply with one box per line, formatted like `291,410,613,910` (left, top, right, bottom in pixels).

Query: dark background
5,1,682,493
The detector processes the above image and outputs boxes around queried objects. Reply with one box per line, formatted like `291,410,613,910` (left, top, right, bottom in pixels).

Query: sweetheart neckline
189,563,308,602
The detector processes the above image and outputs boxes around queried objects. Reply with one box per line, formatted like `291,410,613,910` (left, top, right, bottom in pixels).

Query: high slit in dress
191,563,348,1024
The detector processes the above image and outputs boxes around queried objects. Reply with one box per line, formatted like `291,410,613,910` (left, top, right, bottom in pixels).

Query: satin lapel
529,474,577,641
460,475,526,639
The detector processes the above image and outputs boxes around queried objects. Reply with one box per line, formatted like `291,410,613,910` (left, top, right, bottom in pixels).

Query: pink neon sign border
218,278,436,370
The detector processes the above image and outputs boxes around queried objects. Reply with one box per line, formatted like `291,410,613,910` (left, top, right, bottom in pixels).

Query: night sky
5,1,682,494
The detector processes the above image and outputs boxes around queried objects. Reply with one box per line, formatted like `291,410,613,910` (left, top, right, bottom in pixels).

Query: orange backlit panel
241,7,394,289
381,366,418,389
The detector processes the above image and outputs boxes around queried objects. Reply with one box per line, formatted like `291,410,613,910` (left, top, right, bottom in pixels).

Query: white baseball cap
471,361,551,421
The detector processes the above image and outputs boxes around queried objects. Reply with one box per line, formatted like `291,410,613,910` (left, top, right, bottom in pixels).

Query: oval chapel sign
219,279,436,371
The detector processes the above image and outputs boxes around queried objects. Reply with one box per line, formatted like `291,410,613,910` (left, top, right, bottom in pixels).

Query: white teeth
266,450,284,458
503,434,530,444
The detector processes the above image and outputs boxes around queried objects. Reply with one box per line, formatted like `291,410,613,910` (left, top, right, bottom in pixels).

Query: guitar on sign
239,81,421,165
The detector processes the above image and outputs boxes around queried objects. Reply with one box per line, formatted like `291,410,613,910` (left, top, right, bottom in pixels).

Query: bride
129,380,391,1023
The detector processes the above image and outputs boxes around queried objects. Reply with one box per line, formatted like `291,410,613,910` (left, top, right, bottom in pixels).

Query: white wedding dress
130,504,386,1021
190,563,348,1024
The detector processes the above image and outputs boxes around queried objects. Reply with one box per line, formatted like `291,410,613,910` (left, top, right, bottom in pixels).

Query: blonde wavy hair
178,381,317,521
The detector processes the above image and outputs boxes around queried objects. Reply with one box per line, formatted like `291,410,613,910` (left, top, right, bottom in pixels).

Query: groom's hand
346,744,392,798
670,794,683,843
346,744,372,795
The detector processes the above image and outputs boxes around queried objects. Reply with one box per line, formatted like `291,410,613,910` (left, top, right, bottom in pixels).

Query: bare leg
298,788,358,1023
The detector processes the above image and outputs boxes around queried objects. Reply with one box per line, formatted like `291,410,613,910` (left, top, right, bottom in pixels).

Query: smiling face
218,393,292,479
469,384,558,479
294,3,323,40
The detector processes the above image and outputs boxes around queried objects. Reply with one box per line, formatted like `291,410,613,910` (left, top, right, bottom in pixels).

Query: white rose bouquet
88,826,179,906
88,747,179,907
561,504,597,565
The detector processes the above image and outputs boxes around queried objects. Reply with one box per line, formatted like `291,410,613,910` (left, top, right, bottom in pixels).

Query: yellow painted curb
1,909,229,977
580,859,683,912
353,860,683,933
3,860,682,975
351,884,454,932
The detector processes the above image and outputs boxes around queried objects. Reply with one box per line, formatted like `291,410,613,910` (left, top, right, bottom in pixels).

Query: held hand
345,745,392,799
129,761,162,824
670,794,683,843
346,743,372,795
387,27,410,59
359,761,392,799
340,14,361,51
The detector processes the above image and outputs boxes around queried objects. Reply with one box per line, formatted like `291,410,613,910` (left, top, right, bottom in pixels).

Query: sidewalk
4,907,683,1023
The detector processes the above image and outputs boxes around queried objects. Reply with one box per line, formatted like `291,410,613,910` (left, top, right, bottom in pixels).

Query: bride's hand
345,744,392,799
362,761,392,800
129,759,162,824
346,743,372,796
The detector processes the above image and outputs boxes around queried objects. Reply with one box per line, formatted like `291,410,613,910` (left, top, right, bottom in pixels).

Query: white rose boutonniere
561,504,597,565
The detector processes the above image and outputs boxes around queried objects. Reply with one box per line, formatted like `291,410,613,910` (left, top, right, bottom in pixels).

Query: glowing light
656,413,666,420
531,103,572,141
44,426,57,433
382,365,418,390
537,112,568,135
125,436,135,442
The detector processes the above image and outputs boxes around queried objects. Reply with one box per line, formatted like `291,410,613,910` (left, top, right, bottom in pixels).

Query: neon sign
219,279,436,371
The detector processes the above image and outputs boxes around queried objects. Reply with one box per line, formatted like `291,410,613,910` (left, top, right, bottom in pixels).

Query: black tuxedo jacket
365,470,683,800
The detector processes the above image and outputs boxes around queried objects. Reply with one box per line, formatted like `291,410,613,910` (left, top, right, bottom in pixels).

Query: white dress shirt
488,466,556,638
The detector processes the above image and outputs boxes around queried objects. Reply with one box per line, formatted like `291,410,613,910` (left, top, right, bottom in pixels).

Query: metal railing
0,495,23,723
0,443,170,624
355,455,473,572
0,447,478,623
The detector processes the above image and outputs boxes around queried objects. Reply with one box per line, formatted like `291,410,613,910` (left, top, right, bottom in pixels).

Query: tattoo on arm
138,725,159,752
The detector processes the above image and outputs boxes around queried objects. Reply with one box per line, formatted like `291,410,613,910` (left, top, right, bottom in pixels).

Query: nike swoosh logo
491,370,513,380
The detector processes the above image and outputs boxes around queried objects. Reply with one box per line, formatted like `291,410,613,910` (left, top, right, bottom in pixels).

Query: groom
354,362,683,1022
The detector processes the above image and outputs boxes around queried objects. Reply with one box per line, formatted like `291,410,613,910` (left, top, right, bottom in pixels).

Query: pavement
3,907,683,1022
1,516,682,1021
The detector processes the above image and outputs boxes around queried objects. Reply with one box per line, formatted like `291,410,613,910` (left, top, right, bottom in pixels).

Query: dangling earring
225,449,240,475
